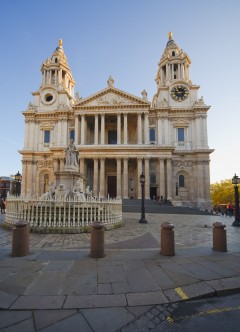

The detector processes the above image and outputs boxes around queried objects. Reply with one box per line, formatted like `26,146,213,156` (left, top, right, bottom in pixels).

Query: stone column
117,114,121,144
80,115,85,145
159,158,165,199
75,115,79,145
157,115,162,145
123,158,128,199
94,114,99,145
93,158,99,197
137,158,143,199
99,158,105,198
166,158,172,200
60,158,65,172
144,113,149,144
123,113,128,144
101,114,105,145
164,118,169,145
26,161,32,196
202,115,208,148
204,161,211,201
144,158,150,199
137,113,142,144
21,160,27,196
80,157,85,175
116,158,122,198
198,161,204,200
61,118,68,146
53,159,59,172
31,161,37,196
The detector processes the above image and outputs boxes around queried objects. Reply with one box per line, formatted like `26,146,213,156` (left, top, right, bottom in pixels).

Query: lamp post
15,171,22,197
139,172,147,223
232,174,240,227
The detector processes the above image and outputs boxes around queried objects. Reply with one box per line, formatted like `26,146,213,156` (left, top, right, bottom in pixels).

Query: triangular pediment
75,87,150,108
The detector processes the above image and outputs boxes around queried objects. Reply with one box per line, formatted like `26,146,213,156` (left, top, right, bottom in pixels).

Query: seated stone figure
72,179,85,200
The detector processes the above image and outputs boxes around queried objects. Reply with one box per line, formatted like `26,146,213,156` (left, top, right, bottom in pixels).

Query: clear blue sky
1,0,240,183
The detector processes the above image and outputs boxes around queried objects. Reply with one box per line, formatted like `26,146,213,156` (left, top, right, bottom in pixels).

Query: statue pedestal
55,170,85,191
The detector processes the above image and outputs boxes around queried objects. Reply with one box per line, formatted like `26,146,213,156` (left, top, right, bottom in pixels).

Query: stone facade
19,33,214,210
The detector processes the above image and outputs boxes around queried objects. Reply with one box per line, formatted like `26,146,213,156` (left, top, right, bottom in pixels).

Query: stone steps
122,199,211,215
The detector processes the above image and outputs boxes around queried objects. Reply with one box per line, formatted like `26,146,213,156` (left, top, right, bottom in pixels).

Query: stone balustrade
5,195,122,233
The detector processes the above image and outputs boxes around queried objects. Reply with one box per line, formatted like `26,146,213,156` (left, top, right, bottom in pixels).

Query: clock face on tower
170,85,189,102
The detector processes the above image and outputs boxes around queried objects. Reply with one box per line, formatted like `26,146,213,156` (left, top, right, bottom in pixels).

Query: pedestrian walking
0,200,6,214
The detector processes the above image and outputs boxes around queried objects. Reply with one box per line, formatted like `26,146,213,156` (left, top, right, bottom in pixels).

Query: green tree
210,179,234,208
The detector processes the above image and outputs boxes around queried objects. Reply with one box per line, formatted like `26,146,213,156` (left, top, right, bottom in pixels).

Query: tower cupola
40,39,75,98
155,32,192,88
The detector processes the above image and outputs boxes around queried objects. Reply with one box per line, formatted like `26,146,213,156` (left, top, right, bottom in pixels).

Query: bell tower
152,32,202,109
32,39,75,112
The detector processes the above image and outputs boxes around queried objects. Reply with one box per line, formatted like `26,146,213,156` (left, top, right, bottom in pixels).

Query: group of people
219,203,234,217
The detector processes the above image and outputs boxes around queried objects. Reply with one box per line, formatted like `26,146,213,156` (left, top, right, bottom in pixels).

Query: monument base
55,171,85,191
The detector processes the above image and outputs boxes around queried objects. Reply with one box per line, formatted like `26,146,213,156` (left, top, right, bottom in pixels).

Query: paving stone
98,264,127,283
4,318,35,332
164,281,215,302
0,310,32,329
69,260,97,274
33,309,77,330
125,266,160,293
126,291,169,306
62,273,97,295
207,276,240,295
97,283,112,294
42,260,74,272
24,271,67,295
39,312,91,332
0,270,39,295
64,294,127,308
0,291,18,309
126,305,152,317
145,261,178,290
10,295,65,309
180,262,223,280
81,307,134,332
111,282,131,294
159,262,200,286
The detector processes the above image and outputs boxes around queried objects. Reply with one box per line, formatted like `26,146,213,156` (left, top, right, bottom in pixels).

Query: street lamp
139,172,147,224
15,171,22,196
232,174,240,227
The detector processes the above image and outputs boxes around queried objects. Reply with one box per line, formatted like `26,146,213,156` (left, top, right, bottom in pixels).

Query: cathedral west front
20,33,213,211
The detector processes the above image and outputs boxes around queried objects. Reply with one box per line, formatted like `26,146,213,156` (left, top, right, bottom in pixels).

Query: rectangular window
108,130,117,144
149,128,155,142
70,129,75,141
44,130,50,144
177,128,184,142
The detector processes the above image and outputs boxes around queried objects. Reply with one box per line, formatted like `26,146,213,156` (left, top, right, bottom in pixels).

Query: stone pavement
1,212,240,331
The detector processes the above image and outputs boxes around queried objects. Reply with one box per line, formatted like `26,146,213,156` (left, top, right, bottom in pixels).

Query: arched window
43,174,49,193
179,175,185,187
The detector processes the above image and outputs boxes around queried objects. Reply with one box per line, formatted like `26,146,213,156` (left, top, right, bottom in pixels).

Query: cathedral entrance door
107,176,117,198
150,186,157,200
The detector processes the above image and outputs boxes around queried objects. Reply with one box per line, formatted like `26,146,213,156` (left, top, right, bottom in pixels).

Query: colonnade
74,112,150,145
80,156,174,200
